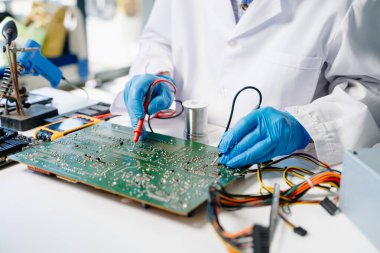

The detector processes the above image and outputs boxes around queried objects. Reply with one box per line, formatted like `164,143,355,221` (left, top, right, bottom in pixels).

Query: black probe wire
225,86,263,132
148,86,262,141
61,76,89,99
147,99,184,133
215,86,263,160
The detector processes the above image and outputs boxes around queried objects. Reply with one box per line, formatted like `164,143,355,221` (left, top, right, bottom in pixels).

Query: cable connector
320,197,339,216
253,225,270,253
294,226,308,236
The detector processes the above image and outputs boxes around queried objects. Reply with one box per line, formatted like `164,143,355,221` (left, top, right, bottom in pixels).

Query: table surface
0,77,378,253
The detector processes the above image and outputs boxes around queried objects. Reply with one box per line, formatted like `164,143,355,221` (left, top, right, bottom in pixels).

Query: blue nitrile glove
219,107,311,168
124,74,175,139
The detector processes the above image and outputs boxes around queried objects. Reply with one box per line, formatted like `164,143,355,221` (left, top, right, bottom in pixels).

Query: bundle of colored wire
208,185,256,253
207,153,341,253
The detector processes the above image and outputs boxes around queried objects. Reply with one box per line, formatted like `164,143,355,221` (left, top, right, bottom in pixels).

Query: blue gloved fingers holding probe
124,74,176,140
219,107,311,168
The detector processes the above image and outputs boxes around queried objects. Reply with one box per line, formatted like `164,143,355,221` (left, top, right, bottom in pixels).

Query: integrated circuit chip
11,122,246,216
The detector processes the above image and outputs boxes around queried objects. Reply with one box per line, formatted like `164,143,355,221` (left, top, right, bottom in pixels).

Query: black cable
147,115,153,133
215,86,262,159
147,100,184,133
155,100,184,120
61,76,89,99
225,86,262,133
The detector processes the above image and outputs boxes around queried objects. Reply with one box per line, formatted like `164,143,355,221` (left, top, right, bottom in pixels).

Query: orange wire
289,172,340,196
150,79,176,94
221,226,253,239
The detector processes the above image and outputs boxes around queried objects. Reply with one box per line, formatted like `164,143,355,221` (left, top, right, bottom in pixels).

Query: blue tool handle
17,40,63,88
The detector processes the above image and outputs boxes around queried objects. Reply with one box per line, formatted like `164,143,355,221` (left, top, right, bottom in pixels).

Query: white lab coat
112,0,380,165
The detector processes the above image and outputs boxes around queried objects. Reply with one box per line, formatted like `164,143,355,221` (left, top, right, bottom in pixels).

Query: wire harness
208,153,341,253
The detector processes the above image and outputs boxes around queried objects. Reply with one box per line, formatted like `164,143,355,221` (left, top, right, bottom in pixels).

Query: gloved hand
219,107,311,168
124,74,176,139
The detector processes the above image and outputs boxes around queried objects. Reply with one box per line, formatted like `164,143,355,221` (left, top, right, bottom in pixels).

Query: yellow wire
283,167,313,187
212,156,337,253
222,240,243,253
256,168,293,201
214,229,244,253
257,168,274,193
282,167,337,192
257,166,339,202
259,186,264,196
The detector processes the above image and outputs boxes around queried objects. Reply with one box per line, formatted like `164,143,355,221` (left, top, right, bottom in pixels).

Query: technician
112,0,380,167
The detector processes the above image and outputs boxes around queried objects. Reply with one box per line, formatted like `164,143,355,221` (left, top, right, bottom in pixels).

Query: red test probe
132,78,176,149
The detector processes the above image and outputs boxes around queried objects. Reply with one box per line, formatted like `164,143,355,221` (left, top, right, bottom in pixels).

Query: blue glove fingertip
218,132,234,154
147,90,173,115
220,155,229,165
226,159,241,169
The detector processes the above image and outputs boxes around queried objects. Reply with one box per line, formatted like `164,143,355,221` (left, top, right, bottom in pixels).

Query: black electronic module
0,126,35,167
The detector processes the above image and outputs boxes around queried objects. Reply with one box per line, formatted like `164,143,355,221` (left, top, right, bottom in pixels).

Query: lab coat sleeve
129,0,174,76
110,0,173,115
286,0,380,165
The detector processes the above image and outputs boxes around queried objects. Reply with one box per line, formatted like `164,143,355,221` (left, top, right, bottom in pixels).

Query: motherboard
11,122,246,216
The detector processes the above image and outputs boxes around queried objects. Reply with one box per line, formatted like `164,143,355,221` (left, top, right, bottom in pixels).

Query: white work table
0,78,378,253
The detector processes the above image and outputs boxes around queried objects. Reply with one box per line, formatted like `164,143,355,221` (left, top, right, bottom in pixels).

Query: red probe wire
133,79,176,145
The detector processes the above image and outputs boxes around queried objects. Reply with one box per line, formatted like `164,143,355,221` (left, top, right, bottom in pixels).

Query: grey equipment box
340,148,380,251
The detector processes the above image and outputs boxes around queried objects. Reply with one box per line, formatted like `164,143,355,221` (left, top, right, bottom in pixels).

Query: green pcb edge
10,122,246,216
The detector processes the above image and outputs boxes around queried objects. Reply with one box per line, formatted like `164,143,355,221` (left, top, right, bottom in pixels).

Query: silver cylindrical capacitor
183,100,208,143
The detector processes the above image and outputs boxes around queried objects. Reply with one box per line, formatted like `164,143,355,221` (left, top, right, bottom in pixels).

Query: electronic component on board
0,126,33,167
11,122,247,216
34,115,101,141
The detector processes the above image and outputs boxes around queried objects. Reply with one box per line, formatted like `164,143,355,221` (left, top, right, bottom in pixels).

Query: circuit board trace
11,122,246,215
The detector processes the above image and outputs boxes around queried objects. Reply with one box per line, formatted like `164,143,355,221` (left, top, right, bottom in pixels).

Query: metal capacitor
183,100,209,143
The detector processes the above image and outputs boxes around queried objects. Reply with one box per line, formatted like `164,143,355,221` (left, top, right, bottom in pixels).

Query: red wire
134,78,176,143
93,113,113,119
143,79,177,120
155,109,177,118
143,79,177,111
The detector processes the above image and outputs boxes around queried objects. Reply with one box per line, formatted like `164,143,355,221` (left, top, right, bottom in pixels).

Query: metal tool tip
212,156,219,165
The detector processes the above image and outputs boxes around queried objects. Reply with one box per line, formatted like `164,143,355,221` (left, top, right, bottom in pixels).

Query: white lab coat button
228,40,237,47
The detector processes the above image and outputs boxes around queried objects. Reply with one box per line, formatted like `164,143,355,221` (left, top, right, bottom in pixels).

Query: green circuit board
11,122,246,216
